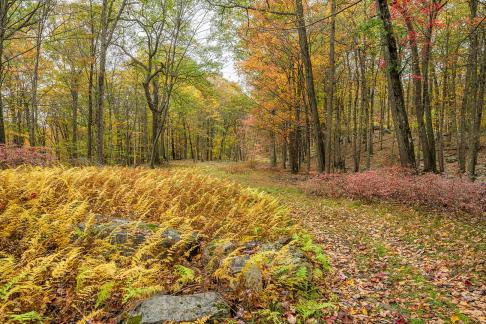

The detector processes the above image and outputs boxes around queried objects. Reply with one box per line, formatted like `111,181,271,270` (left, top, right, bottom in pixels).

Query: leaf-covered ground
185,161,486,323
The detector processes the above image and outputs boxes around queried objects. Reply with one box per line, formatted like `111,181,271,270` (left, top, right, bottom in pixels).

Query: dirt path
182,162,486,323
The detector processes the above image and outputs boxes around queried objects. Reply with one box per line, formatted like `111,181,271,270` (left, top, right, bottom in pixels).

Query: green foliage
375,243,388,258
174,265,196,285
257,309,282,324
95,281,115,308
122,286,162,304
295,233,331,271
9,311,43,323
296,299,335,319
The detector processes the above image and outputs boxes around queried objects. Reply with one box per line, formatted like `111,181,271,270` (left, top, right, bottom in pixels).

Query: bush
303,167,486,215
0,145,55,169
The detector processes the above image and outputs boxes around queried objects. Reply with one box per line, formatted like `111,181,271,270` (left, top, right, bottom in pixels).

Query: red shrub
0,145,55,169
303,167,486,215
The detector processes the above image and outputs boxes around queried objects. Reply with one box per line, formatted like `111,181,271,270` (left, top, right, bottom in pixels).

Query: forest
0,0,485,323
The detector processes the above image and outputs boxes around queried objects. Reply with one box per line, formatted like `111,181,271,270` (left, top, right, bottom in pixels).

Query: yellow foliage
0,166,296,322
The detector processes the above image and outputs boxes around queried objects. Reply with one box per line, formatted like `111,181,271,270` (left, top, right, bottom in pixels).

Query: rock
277,236,293,246
86,219,152,255
243,263,263,291
228,255,251,274
270,245,313,285
218,240,237,254
260,242,280,252
75,219,200,258
122,292,229,323
202,240,237,264
243,240,260,250
159,228,181,248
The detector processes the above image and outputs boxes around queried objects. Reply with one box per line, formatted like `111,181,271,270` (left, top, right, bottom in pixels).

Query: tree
0,0,42,144
294,0,326,173
96,0,127,164
376,0,416,168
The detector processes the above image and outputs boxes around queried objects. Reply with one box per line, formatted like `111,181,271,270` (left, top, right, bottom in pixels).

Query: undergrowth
0,166,329,323
0,145,55,169
303,167,486,215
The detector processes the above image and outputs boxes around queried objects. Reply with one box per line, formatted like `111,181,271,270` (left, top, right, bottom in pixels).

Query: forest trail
177,161,486,323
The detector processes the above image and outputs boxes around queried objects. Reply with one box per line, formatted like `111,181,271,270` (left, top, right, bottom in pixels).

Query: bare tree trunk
270,129,277,167
357,45,368,171
294,0,325,172
468,31,485,179
376,0,416,168
0,37,4,144
96,0,127,164
325,0,336,173
352,67,359,171
96,0,109,164
438,62,447,173
421,0,438,172
30,24,42,146
71,76,79,159
87,0,96,161
459,0,479,173
151,112,160,165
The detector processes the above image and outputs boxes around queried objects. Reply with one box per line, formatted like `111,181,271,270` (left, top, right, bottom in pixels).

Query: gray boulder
243,263,263,291
122,292,229,323
228,255,250,274
202,240,237,266
75,219,200,258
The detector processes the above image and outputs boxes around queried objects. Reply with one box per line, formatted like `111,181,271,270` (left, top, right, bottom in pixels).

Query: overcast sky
221,54,239,83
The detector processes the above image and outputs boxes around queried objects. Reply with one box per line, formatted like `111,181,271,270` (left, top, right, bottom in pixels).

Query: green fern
122,286,162,304
174,265,195,285
10,311,43,323
95,281,115,308
296,299,335,319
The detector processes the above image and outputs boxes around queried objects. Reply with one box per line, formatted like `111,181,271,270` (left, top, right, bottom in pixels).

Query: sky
221,54,240,83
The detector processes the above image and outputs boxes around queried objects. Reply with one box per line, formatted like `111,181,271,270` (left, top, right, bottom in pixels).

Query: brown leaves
219,165,486,322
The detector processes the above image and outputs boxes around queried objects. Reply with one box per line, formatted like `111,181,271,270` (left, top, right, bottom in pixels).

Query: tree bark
459,0,479,173
96,0,127,164
376,0,416,168
71,76,79,159
325,0,336,173
468,30,485,179
294,0,326,172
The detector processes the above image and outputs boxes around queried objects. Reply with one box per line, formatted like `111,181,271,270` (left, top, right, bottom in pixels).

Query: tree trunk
151,111,160,165
376,0,416,168
421,0,438,172
87,1,96,161
401,13,432,171
294,0,325,172
270,129,277,167
325,0,336,173
459,0,479,173
468,31,485,179
71,77,79,159
0,21,5,144
96,1,109,164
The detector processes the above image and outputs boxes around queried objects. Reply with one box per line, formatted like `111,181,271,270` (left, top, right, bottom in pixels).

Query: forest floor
173,161,486,323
